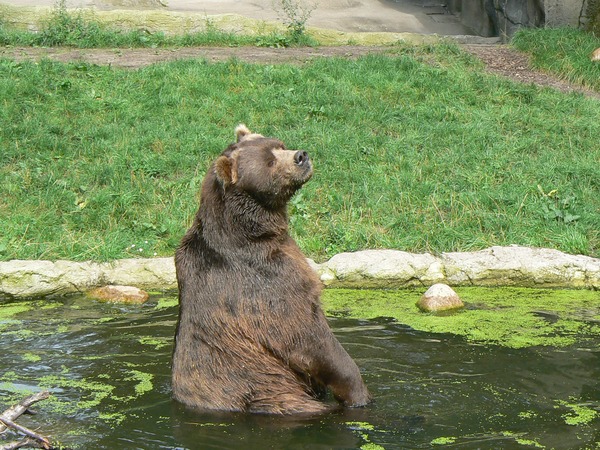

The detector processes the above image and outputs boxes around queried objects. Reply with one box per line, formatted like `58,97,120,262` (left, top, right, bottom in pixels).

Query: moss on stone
322,287,600,348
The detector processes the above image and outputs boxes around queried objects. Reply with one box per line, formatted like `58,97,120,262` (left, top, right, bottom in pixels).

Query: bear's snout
294,151,309,166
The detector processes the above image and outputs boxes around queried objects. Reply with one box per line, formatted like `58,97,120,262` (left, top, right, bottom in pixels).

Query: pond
1,288,599,449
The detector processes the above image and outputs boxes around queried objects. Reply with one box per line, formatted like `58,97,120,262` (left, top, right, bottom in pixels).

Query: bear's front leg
287,326,372,408
317,337,372,408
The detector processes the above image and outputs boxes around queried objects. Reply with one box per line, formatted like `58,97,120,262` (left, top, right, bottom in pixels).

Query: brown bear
172,124,371,415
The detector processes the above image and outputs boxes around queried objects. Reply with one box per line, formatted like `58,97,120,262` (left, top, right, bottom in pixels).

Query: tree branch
0,418,50,450
0,391,50,434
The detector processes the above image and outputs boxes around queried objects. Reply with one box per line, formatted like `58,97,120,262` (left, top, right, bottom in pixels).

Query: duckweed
559,400,599,426
322,287,600,348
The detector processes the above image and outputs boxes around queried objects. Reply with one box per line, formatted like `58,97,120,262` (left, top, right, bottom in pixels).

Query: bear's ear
235,124,251,142
235,123,263,143
214,155,238,186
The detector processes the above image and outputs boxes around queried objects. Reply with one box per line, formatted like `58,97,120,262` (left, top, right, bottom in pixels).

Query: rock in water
417,283,463,312
87,285,149,303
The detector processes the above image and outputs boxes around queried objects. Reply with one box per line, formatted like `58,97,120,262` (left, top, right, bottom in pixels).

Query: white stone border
0,245,599,299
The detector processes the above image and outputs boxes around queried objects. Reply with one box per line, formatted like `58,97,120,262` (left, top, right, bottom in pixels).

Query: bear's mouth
293,151,313,185
291,161,313,188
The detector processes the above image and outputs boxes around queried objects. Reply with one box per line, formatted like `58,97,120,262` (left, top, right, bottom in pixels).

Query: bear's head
214,124,313,210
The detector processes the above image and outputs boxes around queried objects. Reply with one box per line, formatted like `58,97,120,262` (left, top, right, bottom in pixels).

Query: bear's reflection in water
170,400,424,450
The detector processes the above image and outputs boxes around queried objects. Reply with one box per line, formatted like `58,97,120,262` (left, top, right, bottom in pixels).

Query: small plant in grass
289,192,311,228
125,241,159,258
272,0,318,45
40,0,105,46
537,186,580,224
255,32,293,48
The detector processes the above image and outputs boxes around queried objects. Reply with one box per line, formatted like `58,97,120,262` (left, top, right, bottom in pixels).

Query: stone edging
0,245,599,299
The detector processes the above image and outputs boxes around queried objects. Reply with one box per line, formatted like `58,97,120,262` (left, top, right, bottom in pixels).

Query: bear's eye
267,159,276,168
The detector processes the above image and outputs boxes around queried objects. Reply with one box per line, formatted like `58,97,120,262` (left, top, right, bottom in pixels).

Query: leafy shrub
272,0,317,45
39,0,108,46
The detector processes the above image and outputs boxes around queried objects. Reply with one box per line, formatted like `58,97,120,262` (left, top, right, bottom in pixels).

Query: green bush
39,0,109,46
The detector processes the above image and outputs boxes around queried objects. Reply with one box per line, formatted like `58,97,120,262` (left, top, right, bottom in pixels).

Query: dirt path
462,44,600,99
2,43,597,99
0,45,389,67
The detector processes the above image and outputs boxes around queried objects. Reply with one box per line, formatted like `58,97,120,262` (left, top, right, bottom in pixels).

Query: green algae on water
125,369,154,397
346,421,376,431
500,432,545,449
347,421,385,450
155,296,178,310
138,336,171,350
39,375,116,411
0,302,32,319
98,411,127,425
322,287,600,349
518,410,538,419
558,400,599,426
360,444,385,450
22,353,42,362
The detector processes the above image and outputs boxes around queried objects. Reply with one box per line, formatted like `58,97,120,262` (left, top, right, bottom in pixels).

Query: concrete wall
545,0,587,27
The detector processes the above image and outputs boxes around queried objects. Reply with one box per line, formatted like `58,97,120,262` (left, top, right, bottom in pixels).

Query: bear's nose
294,151,309,166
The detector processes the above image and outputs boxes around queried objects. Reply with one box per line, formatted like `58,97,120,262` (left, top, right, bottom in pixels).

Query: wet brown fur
172,125,371,415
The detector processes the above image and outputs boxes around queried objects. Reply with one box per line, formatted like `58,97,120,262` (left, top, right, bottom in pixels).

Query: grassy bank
1,30,599,262
0,1,318,48
513,27,600,91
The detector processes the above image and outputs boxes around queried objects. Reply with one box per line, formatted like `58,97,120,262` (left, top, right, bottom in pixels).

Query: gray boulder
87,285,150,303
318,249,443,288
417,283,464,312
0,257,175,299
441,246,600,289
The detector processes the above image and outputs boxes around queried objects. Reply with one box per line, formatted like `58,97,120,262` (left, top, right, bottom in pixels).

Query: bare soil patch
0,45,389,67
2,43,598,99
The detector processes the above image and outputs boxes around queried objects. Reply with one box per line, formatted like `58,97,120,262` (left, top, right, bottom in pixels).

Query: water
1,293,598,449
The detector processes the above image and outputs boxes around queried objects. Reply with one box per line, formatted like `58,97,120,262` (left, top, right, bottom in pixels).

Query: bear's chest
236,248,317,294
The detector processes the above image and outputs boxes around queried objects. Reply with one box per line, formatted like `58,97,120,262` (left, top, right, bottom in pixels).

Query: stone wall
1,246,599,299
447,0,588,41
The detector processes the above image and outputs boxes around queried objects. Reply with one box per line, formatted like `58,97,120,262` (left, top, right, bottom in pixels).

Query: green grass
1,34,599,262
512,27,600,90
